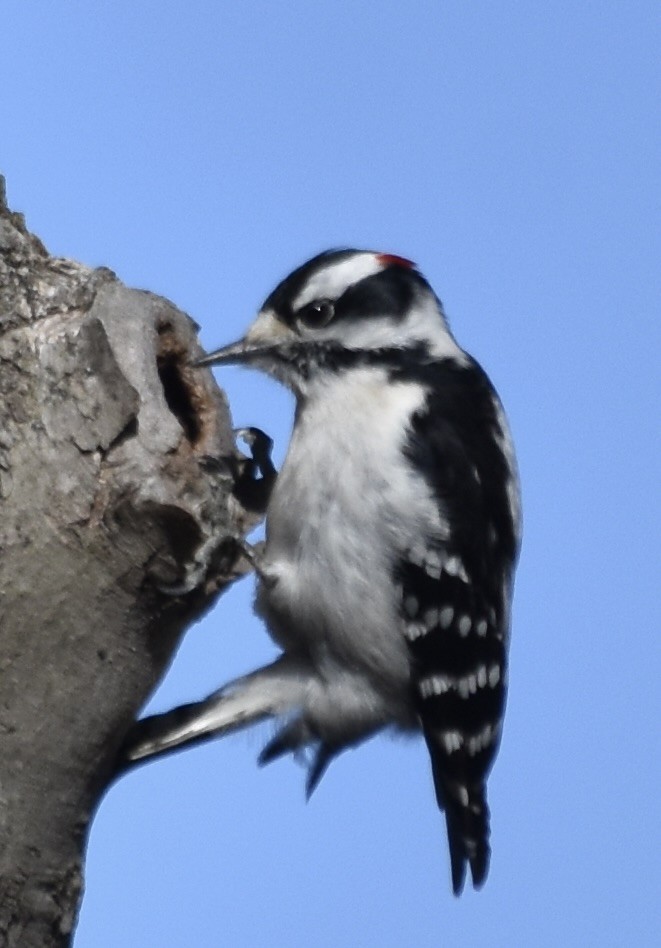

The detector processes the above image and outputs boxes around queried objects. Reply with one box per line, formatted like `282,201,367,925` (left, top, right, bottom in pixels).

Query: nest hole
157,356,200,444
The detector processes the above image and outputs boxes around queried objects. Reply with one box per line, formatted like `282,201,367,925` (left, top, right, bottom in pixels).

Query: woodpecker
123,249,521,895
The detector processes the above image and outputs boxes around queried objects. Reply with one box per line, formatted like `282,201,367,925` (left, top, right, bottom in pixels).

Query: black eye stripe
297,299,335,330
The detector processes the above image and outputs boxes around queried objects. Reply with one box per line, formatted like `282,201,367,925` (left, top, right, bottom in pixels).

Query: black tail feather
442,783,490,894
427,741,491,894
445,807,469,895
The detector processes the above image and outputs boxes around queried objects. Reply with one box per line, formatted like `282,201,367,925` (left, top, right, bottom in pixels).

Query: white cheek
318,299,466,362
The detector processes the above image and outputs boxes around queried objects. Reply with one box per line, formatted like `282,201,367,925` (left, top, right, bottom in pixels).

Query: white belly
255,368,438,689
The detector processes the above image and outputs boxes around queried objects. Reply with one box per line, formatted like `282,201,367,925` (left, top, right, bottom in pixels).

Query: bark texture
0,178,255,946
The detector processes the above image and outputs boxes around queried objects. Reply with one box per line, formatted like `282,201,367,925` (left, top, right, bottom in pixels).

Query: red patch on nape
377,252,416,270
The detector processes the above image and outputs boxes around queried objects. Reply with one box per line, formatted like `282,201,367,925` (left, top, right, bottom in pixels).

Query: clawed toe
235,427,276,479
258,718,310,766
233,426,277,514
258,720,337,798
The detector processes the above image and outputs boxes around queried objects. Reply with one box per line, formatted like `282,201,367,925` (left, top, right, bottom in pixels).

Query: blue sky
3,2,659,945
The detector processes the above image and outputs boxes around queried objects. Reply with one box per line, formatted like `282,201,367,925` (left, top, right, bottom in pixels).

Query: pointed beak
193,338,268,368
193,309,293,369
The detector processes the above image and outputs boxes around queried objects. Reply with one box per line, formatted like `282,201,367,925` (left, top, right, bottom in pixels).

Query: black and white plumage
123,249,521,895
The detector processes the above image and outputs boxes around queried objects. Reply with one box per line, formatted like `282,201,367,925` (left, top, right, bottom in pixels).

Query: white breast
256,367,440,690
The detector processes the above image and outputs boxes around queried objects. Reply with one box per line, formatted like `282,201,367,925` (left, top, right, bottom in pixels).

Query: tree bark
0,177,256,946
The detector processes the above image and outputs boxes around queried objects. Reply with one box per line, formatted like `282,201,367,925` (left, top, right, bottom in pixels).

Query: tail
117,657,309,773
442,780,490,896
426,740,491,895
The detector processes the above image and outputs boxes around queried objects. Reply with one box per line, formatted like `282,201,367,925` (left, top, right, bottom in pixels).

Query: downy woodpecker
123,249,521,895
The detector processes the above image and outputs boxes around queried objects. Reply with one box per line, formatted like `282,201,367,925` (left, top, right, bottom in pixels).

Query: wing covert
396,356,520,893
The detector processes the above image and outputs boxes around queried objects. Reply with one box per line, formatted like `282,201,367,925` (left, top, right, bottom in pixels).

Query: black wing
396,356,520,895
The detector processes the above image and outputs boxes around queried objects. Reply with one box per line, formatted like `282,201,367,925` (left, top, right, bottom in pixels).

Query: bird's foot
258,718,338,798
233,426,277,514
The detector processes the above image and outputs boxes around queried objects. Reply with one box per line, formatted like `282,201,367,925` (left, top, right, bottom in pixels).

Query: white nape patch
439,605,454,629
441,730,463,753
475,618,488,638
292,253,384,311
458,614,472,637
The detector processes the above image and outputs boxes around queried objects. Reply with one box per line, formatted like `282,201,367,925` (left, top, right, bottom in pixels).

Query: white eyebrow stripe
292,253,383,310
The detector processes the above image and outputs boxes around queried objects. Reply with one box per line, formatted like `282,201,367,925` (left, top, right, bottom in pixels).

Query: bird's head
196,249,462,394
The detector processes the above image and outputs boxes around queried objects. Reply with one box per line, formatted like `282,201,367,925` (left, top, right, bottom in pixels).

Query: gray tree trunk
0,178,255,946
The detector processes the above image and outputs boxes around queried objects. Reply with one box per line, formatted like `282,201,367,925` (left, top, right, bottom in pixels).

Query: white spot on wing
419,664,504,701
419,675,451,698
404,622,427,642
442,730,463,753
423,607,439,629
426,550,442,570
439,606,454,629
467,725,490,755
407,541,427,567
444,555,469,582
488,664,501,688
466,722,500,756
458,614,472,637
423,549,443,579
458,675,476,698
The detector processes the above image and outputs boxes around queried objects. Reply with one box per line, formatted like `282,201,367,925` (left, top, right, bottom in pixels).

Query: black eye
297,298,335,330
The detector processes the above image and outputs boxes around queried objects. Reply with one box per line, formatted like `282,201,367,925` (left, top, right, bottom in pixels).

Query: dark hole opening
157,357,200,443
